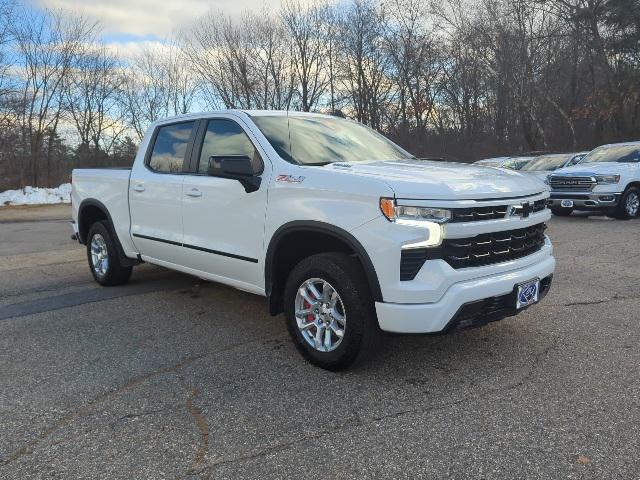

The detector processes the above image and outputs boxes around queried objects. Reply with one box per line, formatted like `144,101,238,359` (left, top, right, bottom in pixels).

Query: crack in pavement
182,386,211,477
196,413,364,475
544,293,640,308
198,343,557,474
0,336,278,467
47,406,181,448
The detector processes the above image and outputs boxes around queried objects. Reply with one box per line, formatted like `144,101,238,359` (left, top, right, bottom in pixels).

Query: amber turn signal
380,197,396,221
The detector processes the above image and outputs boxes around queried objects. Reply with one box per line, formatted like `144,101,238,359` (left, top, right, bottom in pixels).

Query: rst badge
276,174,305,183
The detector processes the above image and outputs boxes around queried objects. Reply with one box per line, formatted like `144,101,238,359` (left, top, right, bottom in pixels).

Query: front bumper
548,191,621,210
375,254,555,333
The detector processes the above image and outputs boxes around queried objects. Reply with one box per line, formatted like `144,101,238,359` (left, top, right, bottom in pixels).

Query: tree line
0,0,638,190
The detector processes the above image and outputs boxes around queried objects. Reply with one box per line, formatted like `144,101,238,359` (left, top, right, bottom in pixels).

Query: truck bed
71,168,135,256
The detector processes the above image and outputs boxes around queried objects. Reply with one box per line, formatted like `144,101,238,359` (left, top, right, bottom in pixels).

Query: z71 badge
276,174,305,183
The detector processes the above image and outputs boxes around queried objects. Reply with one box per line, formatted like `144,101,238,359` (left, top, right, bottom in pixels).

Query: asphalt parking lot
0,205,638,479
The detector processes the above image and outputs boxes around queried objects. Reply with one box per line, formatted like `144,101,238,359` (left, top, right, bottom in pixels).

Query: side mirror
207,155,261,193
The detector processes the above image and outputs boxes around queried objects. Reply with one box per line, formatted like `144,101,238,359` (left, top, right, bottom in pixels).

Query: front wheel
284,252,379,371
86,221,133,286
613,187,640,220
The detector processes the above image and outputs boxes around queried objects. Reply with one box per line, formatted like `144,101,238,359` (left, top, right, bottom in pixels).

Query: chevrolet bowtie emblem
510,202,533,218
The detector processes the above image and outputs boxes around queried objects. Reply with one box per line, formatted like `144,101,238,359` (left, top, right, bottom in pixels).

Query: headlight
595,174,620,184
380,198,452,224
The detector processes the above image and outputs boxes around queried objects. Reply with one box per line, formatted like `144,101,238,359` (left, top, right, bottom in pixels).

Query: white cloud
103,39,173,61
31,0,279,38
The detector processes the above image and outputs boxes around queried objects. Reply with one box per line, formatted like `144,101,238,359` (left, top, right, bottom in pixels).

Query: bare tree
183,10,294,110
12,8,95,186
384,0,442,139
337,0,392,129
281,0,328,111
119,42,197,141
247,11,295,109
65,46,124,165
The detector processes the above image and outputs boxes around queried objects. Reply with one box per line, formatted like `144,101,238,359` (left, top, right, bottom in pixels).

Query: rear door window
147,122,196,173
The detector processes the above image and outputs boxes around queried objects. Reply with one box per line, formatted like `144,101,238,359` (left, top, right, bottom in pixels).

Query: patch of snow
0,183,71,207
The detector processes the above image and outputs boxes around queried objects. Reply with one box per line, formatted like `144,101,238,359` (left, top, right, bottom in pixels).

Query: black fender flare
264,221,383,314
77,199,139,267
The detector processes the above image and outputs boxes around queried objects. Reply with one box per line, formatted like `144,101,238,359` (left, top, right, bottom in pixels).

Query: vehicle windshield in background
251,115,413,165
581,144,640,163
508,157,534,170
520,154,571,171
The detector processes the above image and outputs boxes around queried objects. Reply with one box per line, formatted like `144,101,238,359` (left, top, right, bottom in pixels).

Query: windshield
520,154,571,171
582,144,640,164
251,115,413,165
505,157,534,170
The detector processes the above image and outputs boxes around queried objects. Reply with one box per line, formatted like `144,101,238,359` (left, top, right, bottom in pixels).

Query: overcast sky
30,0,279,52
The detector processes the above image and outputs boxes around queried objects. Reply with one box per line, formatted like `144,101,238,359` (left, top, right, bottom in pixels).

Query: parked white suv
71,111,555,370
548,141,640,219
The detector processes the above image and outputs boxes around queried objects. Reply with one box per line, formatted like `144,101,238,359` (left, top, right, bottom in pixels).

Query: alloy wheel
294,278,346,352
625,192,640,217
90,233,109,277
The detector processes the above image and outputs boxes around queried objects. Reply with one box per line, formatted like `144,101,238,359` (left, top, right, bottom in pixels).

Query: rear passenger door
181,116,269,288
129,120,197,265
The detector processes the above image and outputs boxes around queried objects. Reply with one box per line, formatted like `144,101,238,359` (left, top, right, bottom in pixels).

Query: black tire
283,252,379,371
551,207,573,216
612,187,640,220
86,221,133,286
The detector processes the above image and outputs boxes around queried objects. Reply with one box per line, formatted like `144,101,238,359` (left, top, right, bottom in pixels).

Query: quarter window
198,119,262,174
148,122,195,173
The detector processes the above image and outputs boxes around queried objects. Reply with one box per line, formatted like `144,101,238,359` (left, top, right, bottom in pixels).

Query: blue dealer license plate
516,278,540,309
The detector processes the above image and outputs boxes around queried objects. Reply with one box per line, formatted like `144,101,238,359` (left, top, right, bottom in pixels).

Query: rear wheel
613,187,640,220
551,207,573,216
86,221,133,286
284,252,379,371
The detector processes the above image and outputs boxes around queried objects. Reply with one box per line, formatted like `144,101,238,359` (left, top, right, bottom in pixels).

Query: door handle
132,184,145,192
186,188,202,198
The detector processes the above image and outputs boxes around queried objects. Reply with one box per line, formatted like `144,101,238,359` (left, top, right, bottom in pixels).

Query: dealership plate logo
516,278,540,309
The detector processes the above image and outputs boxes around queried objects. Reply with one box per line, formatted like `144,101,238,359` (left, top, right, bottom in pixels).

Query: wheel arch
265,221,382,315
78,199,112,244
78,199,139,266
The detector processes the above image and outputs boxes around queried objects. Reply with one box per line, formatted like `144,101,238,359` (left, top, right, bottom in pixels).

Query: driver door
181,117,269,288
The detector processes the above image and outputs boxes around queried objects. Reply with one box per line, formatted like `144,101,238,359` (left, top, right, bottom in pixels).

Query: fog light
599,195,614,201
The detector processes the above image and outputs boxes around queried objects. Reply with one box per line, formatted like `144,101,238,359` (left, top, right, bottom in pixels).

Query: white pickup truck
548,141,640,219
71,110,555,370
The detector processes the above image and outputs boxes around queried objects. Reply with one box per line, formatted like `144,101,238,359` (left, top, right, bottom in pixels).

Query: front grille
450,199,547,223
438,223,547,269
532,199,547,212
399,222,548,278
548,175,595,192
451,205,508,222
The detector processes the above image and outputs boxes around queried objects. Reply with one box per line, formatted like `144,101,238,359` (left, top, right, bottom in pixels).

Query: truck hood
323,160,547,200
552,162,638,176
